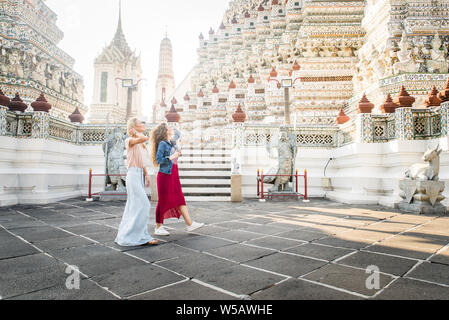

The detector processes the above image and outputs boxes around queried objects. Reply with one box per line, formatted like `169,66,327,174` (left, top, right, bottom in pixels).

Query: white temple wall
241,137,449,209
0,136,104,206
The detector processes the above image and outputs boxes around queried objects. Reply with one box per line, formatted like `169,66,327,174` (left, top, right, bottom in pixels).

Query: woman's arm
129,134,149,146
156,142,170,165
172,128,181,142
143,167,150,187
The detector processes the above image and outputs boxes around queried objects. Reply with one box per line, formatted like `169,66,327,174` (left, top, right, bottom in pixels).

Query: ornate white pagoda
89,1,143,124
0,0,86,120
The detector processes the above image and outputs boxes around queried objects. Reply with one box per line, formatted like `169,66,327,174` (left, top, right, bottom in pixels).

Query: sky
46,0,231,119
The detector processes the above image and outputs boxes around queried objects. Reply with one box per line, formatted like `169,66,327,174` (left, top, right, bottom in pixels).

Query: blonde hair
127,117,148,152
127,117,140,137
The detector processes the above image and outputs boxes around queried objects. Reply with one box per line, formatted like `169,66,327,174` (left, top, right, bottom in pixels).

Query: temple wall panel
0,136,104,206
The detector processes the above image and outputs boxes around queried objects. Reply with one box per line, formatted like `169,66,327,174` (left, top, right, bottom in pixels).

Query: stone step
182,187,230,194
179,171,231,177
182,185,231,189
184,196,231,202
178,161,231,166
179,167,231,172
180,178,230,184
180,145,232,154
178,156,231,162
180,176,230,180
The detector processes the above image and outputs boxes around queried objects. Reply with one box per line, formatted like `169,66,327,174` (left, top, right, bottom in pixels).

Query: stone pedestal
231,174,242,202
98,191,127,202
266,190,299,201
150,174,158,202
398,179,446,215
321,177,333,191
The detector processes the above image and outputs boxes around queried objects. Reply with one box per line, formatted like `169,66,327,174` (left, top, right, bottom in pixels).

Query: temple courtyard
1,198,449,300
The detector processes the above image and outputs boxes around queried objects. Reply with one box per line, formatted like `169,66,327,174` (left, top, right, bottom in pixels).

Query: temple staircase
177,148,232,202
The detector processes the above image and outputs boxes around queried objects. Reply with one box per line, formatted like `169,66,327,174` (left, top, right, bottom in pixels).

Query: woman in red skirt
150,123,204,236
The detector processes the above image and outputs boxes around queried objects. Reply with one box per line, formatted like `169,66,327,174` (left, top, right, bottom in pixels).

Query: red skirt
155,163,186,224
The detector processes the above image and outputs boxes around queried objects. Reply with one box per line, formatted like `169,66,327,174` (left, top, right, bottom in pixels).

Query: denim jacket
156,128,181,175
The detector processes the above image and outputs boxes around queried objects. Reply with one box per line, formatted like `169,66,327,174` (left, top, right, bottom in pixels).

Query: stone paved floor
1,198,449,300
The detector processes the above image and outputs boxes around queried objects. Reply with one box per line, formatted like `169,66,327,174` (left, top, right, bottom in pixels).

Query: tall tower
89,0,143,124
153,35,176,123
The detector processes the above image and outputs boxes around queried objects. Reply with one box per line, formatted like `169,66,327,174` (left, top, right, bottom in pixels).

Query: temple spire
111,0,130,53
118,0,122,33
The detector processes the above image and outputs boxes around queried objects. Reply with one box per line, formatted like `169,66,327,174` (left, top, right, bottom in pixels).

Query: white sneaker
154,226,170,236
186,221,205,232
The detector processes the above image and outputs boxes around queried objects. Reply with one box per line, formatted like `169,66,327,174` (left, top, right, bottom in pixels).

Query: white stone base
0,136,104,206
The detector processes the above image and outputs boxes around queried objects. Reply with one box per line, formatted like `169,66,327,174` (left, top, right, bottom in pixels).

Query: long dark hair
150,123,169,167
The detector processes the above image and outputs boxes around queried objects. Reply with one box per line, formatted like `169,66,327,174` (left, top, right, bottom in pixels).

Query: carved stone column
231,118,245,202
441,101,449,137
394,107,414,141
0,106,7,136
31,112,50,139
355,113,374,143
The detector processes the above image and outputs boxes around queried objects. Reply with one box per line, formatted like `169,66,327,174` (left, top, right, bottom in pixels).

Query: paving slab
0,263,67,299
214,221,258,230
263,221,307,230
0,217,47,230
103,242,149,252
0,253,59,276
338,230,392,242
252,278,361,300
313,236,372,250
360,222,416,233
406,261,449,286
185,225,229,236
284,243,354,261
213,230,266,242
303,264,395,297
152,229,202,242
374,278,449,300
174,235,234,251
245,236,305,250
276,229,328,242
206,243,275,263
0,237,40,260
62,223,116,235
196,264,286,295
430,247,449,265
130,280,238,300
91,264,185,298
242,224,292,235
364,244,434,260
11,226,73,242
156,252,236,278
239,217,276,225
8,279,118,300
33,236,95,251
337,251,418,276
244,252,327,278
83,230,118,243
127,243,197,263
46,244,146,277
